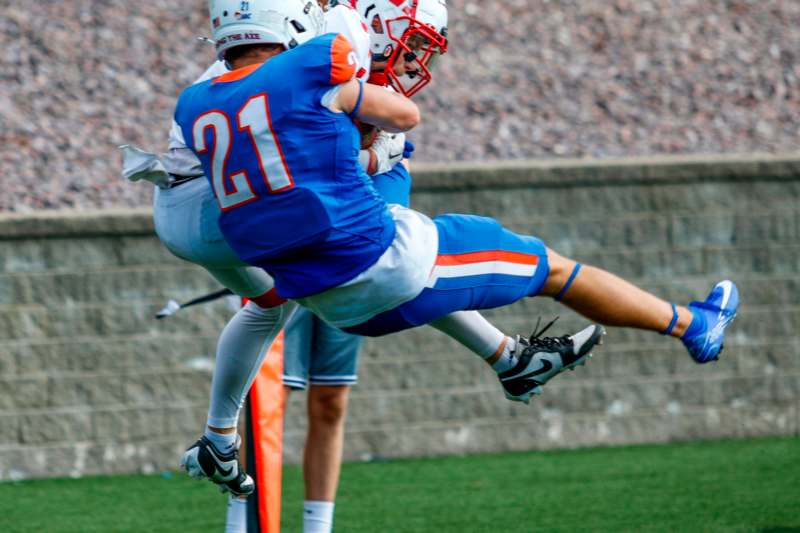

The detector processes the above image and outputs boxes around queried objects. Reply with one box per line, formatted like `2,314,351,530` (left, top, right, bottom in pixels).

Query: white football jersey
297,205,438,327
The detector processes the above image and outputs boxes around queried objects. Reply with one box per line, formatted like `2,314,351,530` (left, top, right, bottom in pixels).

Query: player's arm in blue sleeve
301,32,418,131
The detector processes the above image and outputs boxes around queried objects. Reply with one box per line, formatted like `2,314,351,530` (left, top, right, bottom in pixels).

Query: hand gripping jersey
174,33,396,299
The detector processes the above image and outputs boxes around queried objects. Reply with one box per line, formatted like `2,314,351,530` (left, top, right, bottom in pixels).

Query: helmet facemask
383,16,447,97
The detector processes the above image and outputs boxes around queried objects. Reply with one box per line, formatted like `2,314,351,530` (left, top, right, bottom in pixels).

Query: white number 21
193,93,293,211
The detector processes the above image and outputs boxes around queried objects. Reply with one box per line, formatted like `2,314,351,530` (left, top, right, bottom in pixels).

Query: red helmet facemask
382,16,448,97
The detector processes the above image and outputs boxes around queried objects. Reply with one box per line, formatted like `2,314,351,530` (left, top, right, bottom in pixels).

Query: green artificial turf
2,437,798,532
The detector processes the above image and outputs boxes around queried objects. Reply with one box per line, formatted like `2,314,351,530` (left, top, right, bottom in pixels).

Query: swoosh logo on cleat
697,314,735,361
718,280,734,309
514,359,553,381
711,315,734,338
206,447,234,478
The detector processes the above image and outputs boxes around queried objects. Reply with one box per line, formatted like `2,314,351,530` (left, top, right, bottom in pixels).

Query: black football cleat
499,320,605,404
180,435,254,497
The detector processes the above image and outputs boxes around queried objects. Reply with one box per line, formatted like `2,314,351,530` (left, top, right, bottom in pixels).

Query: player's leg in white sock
304,500,335,533
429,311,517,372
224,496,248,533
302,385,349,533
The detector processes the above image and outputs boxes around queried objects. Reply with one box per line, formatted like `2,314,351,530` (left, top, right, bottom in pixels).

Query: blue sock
681,308,706,340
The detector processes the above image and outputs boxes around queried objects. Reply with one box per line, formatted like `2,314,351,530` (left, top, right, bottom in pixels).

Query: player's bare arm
334,78,420,133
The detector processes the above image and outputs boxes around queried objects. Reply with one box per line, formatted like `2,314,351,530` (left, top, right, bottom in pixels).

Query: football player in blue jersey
172,0,739,502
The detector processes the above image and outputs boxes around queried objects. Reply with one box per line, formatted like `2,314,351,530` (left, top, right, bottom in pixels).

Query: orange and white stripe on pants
426,250,540,287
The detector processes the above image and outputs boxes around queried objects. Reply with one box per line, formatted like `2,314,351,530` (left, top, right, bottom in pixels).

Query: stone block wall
1,154,798,479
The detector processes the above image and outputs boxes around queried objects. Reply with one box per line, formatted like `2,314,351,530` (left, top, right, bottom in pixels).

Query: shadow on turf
759,528,800,533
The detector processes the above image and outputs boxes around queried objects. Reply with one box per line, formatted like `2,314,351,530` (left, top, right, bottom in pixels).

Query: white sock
225,496,248,533
490,336,517,373
304,500,335,533
204,427,237,452
429,311,506,359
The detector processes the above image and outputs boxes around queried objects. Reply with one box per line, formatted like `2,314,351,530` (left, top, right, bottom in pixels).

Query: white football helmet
209,0,325,60
349,0,447,96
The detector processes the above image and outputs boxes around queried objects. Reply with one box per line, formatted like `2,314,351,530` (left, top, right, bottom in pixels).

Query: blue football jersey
174,33,396,298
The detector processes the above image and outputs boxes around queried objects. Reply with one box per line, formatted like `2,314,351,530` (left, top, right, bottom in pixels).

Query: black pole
244,396,261,533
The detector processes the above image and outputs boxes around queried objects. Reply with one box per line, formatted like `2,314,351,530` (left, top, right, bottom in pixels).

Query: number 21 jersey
174,33,396,299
